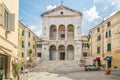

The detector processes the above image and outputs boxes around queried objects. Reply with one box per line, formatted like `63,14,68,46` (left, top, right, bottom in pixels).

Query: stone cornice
0,34,18,48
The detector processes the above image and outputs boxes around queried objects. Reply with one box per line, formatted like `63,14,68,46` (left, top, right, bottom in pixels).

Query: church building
40,5,83,61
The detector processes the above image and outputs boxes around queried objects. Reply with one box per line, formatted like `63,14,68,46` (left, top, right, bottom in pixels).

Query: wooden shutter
106,32,107,38
0,4,2,26
9,13,15,31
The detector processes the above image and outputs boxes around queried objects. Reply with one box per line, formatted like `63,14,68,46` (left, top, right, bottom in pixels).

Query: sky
19,0,120,37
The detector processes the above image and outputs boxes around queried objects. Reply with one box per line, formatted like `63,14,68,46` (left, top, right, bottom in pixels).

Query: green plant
12,61,19,77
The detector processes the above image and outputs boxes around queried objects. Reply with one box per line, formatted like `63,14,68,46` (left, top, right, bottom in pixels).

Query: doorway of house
0,55,6,79
60,52,65,60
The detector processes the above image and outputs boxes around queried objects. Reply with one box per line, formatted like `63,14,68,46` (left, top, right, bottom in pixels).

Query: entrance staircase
29,60,82,73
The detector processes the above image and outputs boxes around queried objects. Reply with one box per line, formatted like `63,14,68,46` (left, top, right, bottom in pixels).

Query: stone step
29,60,82,72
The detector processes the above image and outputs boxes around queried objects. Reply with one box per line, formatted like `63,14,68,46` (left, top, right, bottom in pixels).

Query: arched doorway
58,45,65,60
50,45,56,60
50,25,57,40
67,45,74,60
58,24,65,40
67,24,74,40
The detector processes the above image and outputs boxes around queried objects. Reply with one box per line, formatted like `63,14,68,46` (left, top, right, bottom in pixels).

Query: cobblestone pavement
23,71,120,80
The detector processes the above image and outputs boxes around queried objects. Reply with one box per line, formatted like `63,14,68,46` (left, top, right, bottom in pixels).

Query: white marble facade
41,5,83,61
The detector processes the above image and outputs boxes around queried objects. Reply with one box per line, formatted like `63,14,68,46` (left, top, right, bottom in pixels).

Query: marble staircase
29,60,82,73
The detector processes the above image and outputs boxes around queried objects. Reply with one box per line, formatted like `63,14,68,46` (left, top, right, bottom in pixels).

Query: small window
97,47,100,54
61,34,65,38
97,35,101,41
107,21,111,27
82,43,84,48
83,52,87,57
97,28,100,32
37,53,41,57
60,11,63,15
22,40,24,48
28,42,30,46
22,52,24,57
28,32,30,38
106,30,111,38
107,43,111,52
37,44,42,48
22,30,24,36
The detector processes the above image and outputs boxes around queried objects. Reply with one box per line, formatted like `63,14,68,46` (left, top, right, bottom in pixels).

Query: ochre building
0,0,19,79
89,11,120,69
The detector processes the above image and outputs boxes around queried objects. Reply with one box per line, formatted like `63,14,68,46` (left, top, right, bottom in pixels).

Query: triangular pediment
41,5,82,17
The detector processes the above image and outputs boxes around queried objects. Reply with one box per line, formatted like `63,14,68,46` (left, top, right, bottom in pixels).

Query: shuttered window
22,30,24,36
107,43,111,52
2,4,15,31
107,21,111,27
97,47,100,54
22,40,24,48
106,30,111,38
22,52,24,57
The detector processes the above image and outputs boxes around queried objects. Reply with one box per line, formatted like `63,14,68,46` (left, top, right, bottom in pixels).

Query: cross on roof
61,0,63,5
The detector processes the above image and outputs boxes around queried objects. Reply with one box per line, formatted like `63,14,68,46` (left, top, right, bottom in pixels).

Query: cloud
109,12,116,17
35,30,41,37
112,1,115,6
93,0,102,3
103,6,108,11
94,0,120,11
84,6,100,22
46,5,56,11
104,11,116,20
114,0,120,10
30,25,37,30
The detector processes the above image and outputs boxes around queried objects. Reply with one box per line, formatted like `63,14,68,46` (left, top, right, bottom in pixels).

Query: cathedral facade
41,5,83,61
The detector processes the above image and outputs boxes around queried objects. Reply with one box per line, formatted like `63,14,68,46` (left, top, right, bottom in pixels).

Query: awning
95,57,100,61
0,47,18,58
104,56,112,61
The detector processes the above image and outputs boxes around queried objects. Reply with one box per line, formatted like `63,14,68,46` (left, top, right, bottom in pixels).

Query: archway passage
50,45,56,60
67,24,74,40
58,25,65,40
50,25,57,40
58,45,65,60
67,45,74,60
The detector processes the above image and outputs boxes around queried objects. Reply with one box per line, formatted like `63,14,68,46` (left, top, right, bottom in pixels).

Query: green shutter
107,43,111,52
106,32,107,38
22,52,24,57
22,41,24,48
109,30,111,37
22,30,24,36
97,47,100,54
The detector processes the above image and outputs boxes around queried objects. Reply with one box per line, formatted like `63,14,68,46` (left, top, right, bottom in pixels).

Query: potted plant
12,61,19,78
105,68,111,74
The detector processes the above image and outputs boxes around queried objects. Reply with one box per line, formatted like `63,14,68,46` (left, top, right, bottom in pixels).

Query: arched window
50,25,57,40
67,24,74,40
